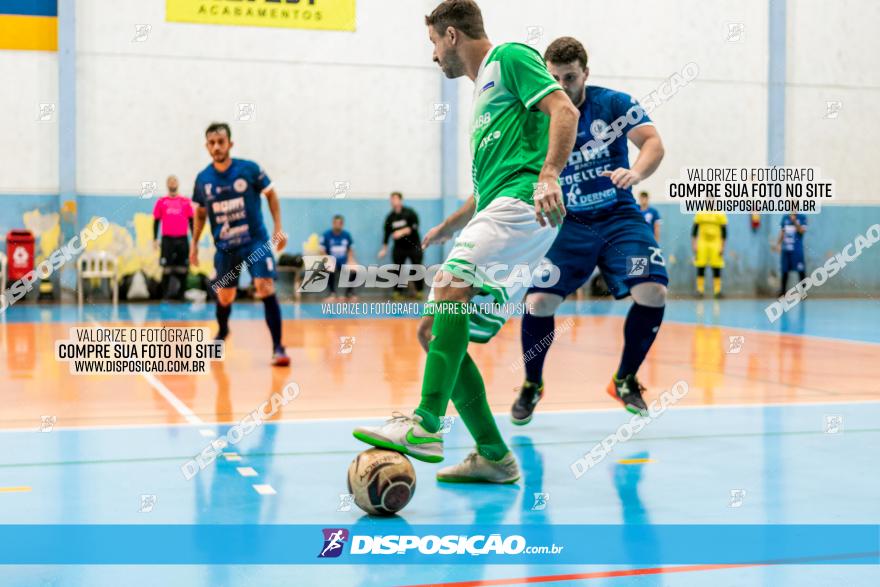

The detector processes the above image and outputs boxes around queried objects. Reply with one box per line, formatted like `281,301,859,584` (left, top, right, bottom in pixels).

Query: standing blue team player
774,213,808,296
514,37,667,422
190,122,290,367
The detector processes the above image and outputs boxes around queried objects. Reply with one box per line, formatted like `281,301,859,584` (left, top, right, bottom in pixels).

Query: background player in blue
514,37,667,421
319,214,358,301
190,122,290,367
773,213,808,296
638,190,662,241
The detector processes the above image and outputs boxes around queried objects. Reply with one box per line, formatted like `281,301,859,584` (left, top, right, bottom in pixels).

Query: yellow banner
166,0,355,32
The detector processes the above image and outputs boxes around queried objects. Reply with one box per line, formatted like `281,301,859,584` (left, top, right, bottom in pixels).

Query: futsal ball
347,448,416,516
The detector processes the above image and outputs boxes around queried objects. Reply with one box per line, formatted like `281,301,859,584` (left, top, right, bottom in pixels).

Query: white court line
678,321,880,348
252,484,276,495
552,309,880,348
236,467,258,477
87,318,205,427
2,398,878,434
141,372,205,427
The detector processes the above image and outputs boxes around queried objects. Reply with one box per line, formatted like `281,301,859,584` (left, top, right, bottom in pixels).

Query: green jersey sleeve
499,43,562,110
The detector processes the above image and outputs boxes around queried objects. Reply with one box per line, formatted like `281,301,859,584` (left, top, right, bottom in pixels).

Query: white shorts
428,197,558,343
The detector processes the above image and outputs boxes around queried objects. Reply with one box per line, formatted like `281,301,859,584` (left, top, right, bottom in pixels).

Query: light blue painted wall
73,195,447,266
1,195,877,296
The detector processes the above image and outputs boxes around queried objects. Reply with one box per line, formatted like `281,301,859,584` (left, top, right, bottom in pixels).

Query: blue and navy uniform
192,158,277,282
531,86,668,299
780,214,807,274
319,229,353,267
319,229,354,295
641,206,661,230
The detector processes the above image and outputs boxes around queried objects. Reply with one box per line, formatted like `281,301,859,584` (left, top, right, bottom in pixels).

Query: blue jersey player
190,122,290,367
774,213,808,296
514,37,667,421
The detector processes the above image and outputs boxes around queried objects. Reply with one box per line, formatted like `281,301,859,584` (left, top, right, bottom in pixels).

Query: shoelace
389,411,413,424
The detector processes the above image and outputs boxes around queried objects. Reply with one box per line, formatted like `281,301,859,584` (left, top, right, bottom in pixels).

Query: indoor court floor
1,298,878,585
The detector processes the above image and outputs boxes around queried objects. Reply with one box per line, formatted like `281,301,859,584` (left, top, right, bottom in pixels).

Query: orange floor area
1,316,876,430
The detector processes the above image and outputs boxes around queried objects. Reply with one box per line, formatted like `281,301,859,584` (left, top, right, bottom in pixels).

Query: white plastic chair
77,251,119,306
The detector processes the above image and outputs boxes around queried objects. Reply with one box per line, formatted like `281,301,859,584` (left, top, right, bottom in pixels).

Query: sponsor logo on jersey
479,130,502,150
479,80,495,94
590,119,610,140
211,197,245,213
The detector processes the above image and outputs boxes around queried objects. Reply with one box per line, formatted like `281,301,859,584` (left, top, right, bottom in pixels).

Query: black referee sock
616,303,665,379
216,302,232,340
262,294,283,350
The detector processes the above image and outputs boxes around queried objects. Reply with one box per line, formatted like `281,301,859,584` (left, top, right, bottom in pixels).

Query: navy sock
216,303,232,339
262,294,283,350
617,303,665,379
521,313,555,385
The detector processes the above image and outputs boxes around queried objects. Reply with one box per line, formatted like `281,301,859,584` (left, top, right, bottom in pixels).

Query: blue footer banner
0,525,877,565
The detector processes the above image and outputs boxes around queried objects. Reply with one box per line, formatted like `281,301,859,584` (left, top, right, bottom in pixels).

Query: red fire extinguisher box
6,230,35,282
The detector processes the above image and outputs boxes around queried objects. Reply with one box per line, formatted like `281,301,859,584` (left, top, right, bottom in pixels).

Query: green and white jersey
470,43,562,212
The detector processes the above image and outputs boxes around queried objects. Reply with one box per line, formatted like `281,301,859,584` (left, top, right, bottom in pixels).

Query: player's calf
512,293,563,425
253,277,289,367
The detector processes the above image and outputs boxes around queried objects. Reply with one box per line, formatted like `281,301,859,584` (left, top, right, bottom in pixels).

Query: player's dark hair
205,122,232,139
390,191,403,200
544,37,589,69
333,214,344,222
425,0,487,40
639,191,649,198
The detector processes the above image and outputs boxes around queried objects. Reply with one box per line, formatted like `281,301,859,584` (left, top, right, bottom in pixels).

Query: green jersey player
353,0,578,483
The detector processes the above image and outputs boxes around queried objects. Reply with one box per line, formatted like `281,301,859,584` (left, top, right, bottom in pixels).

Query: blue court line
3,298,879,343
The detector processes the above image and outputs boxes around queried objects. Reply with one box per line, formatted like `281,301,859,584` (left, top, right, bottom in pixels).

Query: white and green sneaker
436,450,520,484
352,412,443,463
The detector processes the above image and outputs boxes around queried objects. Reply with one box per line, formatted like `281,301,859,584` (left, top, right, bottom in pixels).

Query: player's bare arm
189,206,207,266
421,195,476,249
535,90,579,227
602,125,665,190
263,187,287,252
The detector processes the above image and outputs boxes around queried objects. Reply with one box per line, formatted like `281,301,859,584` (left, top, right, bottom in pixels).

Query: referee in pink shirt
153,175,194,300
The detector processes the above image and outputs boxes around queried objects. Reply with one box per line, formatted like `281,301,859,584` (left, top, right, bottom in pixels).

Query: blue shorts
530,206,668,300
214,241,277,288
781,250,805,274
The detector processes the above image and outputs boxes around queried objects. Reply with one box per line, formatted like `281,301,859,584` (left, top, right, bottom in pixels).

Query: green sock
451,353,509,461
414,302,471,433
